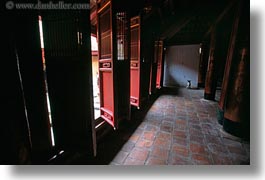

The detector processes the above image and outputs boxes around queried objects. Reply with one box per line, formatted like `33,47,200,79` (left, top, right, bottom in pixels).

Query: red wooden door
97,0,130,128
97,1,115,127
130,16,141,108
156,41,163,89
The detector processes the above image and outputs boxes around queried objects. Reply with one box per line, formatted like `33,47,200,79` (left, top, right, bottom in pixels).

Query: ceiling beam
203,0,237,39
161,15,194,40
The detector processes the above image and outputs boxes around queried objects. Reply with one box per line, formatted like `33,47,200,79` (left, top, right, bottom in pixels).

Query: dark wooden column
204,28,218,100
198,42,209,87
223,45,249,139
217,1,242,124
223,0,250,139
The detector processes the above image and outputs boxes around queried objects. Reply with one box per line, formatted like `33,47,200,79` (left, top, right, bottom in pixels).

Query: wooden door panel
99,60,114,125
130,16,140,108
97,1,115,127
42,9,96,153
130,62,140,106
97,0,130,128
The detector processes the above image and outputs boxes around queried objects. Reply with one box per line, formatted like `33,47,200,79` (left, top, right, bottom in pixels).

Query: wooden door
42,9,96,154
97,0,130,128
97,1,115,127
130,16,141,108
156,41,163,89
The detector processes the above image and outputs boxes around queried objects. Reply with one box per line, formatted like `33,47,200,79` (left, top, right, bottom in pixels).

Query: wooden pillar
223,46,249,138
198,42,209,87
217,1,242,124
204,28,217,100
223,0,250,139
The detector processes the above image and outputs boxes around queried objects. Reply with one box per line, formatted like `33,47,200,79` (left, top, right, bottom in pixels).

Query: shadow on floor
48,92,161,165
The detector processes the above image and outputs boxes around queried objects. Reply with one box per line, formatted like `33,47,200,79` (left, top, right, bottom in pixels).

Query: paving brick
150,146,169,160
135,139,153,148
205,136,222,144
146,157,167,165
145,125,159,131
192,154,212,165
190,124,202,130
142,131,156,141
175,119,187,125
147,120,161,127
128,134,140,143
156,131,171,140
134,128,144,136
227,145,247,156
202,128,220,136
207,143,228,156
190,135,205,144
173,130,187,139
189,128,204,137
112,151,129,164
211,154,233,165
160,124,173,133
222,138,242,147
171,144,189,158
172,136,188,147
138,122,147,129
168,154,191,165
121,141,135,152
153,138,171,149
174,125,187,131
123,157,145,165
128,148,149,161
190,143,207,155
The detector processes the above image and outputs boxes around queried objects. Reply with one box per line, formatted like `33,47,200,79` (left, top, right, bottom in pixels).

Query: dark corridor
3,0,250,165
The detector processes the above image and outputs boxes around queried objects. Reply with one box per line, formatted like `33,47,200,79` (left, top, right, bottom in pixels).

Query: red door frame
130,16,141,108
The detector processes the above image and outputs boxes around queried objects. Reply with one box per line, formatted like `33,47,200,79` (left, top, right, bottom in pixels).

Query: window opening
91,35,100,119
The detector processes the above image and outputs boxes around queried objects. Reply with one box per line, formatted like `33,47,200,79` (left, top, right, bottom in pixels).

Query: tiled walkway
107,88,250,165
53,87,250,165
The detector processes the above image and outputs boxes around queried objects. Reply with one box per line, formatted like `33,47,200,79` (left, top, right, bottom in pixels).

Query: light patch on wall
91,35,98,51
163,44,200,88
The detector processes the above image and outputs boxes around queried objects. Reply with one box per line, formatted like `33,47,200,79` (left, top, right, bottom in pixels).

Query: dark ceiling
90,0,238,45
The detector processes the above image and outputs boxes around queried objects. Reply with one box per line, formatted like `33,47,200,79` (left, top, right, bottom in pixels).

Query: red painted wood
156,41,163,89
97,1,115,127
130,16,141,108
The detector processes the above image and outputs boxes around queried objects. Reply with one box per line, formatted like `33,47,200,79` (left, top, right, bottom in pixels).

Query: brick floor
53,87,249,165
111,87,250,165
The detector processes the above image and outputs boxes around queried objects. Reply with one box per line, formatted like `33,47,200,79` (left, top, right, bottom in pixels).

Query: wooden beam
158,8,164,25
161,16,194,40
203,0,237,39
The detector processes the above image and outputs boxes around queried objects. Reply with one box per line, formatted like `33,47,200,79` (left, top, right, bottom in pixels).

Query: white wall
163,44,200,88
